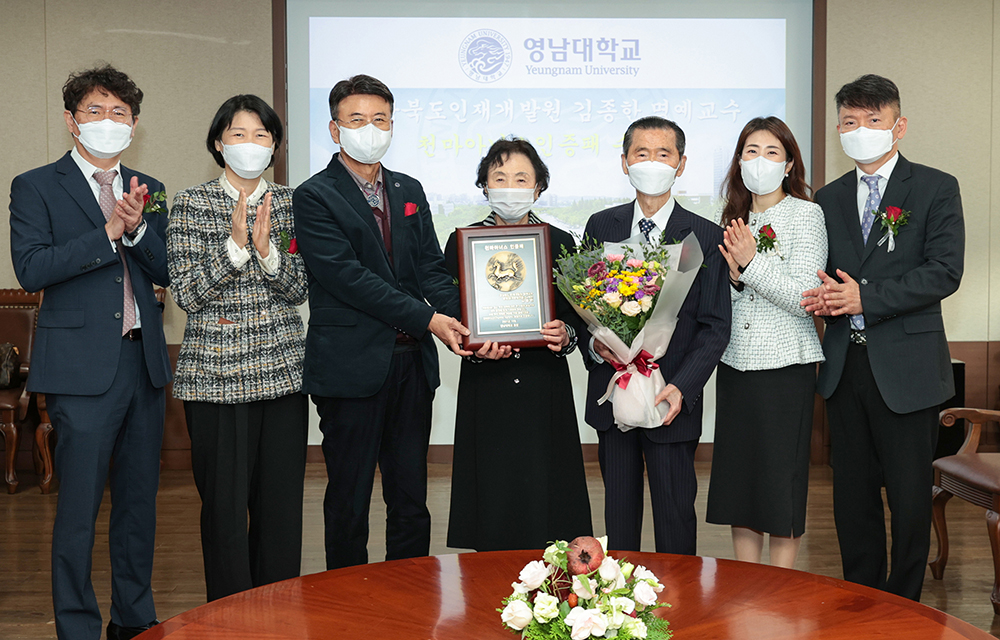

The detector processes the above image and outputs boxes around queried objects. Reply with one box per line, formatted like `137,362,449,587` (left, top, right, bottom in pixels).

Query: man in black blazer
293,75,468,570
803,74,964,601
9,66,171,640
583,116,730,554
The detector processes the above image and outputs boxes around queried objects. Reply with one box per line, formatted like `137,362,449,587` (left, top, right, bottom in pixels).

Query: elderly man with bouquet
568,116,730,555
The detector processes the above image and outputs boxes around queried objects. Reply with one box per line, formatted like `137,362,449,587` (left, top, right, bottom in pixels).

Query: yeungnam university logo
459,29,512,83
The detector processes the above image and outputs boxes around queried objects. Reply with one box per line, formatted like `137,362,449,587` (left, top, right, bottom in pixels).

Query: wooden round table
139,551,992,639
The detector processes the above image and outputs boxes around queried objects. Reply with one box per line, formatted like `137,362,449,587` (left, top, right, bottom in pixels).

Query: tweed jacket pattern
167,178,308,403
721,196,827,371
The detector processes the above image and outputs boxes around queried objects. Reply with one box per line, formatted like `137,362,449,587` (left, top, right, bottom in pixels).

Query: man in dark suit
9,65,171,640
582,116,731,554
293,75,468,570
802,74,964,601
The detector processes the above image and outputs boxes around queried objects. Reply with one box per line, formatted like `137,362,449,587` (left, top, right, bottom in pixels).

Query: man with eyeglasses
293,74,469,570
9,65,171,640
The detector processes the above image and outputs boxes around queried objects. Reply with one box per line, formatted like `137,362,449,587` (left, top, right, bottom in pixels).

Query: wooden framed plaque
455,224,556,351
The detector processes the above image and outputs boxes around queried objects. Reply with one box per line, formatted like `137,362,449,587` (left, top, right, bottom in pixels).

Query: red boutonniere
404,202,419,216
279,231,298,254
755,224,784,260
142,190,167,215
876,205,910,252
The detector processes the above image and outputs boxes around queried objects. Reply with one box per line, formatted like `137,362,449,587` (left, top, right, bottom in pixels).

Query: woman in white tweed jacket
167,95,308,602
706,117,827,569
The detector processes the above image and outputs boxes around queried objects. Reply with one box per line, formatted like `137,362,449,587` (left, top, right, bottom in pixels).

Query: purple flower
634,290,645,300
606,280,619,292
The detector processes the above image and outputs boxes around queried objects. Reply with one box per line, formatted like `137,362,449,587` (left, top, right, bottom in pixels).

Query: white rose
511,581,529,596
518,560,551,590
633,566,663,592
623,618,648,638
633,580,658,606
564,607,609,640
598,556,625,590
532,593,560,623
500,599,533,630
603,292,622,308
620,300,642,316
639,296,653,312
597,536,608,553
572,574,596,599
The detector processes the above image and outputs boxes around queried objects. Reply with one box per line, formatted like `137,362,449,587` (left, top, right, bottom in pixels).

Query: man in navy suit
293,75,468,570
9,65,171,640
802,74,964,600
583,116,731,554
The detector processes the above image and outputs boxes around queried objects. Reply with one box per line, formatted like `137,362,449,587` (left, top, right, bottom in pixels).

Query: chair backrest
940,407,1000,455
0,289,41,367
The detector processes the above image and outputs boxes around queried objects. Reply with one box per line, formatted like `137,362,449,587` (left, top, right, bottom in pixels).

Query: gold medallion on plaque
484,251,526,292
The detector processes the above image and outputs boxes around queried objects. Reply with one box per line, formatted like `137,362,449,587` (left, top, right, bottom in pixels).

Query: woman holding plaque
706,117,826,568
444,137,592,551
167,95,309,600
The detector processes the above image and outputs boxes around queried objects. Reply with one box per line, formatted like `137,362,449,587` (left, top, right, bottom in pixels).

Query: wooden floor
3,462,1000,639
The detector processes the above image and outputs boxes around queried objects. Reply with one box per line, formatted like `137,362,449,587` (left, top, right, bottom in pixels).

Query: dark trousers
184,393,308,602
597,427,699,554
313,350,433,570
47,338,164,640
827,343,937,601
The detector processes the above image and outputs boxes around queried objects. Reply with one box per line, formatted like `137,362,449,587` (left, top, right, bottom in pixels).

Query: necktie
638,218,656,243
93,170,135,335
371,205,392,264
850,175,881,331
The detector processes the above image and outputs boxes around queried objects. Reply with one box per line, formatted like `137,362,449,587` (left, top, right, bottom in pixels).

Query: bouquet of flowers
554,232,703,430
499,536,671,640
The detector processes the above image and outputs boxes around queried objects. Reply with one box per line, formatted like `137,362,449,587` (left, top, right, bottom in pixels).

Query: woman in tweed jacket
706,117,827,569
167,95,308,602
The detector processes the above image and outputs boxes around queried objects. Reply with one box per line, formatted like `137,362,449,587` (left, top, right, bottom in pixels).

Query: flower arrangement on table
554,233,703,430
499,536,671,640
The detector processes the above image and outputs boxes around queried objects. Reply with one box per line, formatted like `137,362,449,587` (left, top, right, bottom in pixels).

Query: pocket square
404,202,419,216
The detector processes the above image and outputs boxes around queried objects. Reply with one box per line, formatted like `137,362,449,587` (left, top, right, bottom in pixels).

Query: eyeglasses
75,106,133,123
336,116,391,130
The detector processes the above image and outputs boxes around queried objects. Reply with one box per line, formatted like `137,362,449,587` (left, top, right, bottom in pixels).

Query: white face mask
626,160,677,197
74,118,134,159
336,122,392,165
222,142,273,180
740,156,789,196
487,188,536,223
839,118,899,164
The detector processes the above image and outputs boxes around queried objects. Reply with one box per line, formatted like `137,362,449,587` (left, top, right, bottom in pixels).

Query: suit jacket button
116,276,123,283
95,258,101,264
514,378,520,384
114,312,122,319
861,278,868,285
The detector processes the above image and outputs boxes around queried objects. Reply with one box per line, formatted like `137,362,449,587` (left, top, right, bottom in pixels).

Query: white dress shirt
220,173,281,275
70,147,142,328
630,196,675,243
855,151,899,222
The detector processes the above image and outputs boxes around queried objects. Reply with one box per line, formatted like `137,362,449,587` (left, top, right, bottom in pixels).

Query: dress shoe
107,619,160,640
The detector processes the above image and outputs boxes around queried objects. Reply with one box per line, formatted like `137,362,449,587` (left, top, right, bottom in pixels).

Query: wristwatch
124,219,147,242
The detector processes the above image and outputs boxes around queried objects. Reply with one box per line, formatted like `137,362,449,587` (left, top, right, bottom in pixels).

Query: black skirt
446,349,593,551
706,362,816,537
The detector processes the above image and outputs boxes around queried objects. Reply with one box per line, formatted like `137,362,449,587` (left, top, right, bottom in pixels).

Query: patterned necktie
371,206,392,264
850,175,882,331
93,170,135,335
638,218,656,243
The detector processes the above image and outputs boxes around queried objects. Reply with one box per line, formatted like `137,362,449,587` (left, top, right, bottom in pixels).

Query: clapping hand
252,193,272,258
231,188,249,248
718,218,756,281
